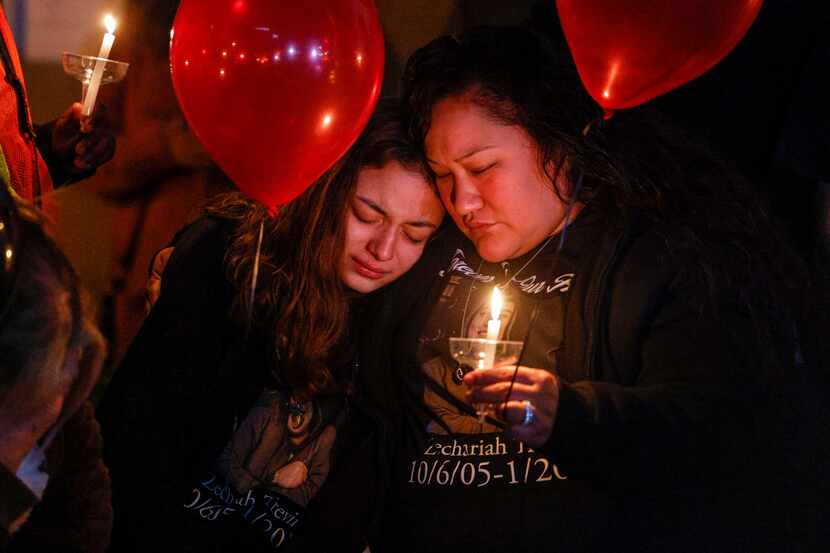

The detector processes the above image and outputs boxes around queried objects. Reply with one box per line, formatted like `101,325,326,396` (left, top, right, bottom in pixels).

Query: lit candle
82,14,117,116
481,287,503,370
486,287,503,341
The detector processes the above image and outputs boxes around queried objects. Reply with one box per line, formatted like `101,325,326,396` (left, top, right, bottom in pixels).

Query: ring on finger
521,399,535,427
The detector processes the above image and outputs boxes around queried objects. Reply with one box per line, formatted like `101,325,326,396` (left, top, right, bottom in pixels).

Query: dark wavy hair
402,26,805,361
206,97,429,397
0,199,104,406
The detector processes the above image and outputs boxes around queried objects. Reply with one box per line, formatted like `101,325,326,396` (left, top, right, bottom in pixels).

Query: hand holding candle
82,14,117,116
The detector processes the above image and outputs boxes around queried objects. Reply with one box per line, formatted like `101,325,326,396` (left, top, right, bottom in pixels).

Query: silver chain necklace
458,230,557,338
497,231,559,289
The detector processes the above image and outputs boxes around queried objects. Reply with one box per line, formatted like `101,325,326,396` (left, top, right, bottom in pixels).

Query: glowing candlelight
480,287,503,370
487,287,503,341
82,14,117,116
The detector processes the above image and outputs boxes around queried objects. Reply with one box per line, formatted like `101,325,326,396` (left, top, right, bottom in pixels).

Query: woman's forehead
426,100,534,164
427,99,502,154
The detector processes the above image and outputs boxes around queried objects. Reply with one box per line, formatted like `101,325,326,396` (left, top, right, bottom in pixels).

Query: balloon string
247,217,265,335
582,110,614,136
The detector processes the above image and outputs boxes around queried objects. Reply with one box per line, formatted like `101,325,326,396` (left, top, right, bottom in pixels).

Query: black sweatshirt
99,217,386,553
370,203,799,553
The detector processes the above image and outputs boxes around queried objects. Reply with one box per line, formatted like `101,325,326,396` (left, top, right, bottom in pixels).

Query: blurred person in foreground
0,180,109,552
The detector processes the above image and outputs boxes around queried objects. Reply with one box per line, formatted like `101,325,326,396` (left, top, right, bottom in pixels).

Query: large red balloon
557,0,762,111
171,0,384,211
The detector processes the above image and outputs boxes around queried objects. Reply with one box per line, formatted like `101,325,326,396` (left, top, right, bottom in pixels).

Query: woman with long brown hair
98,97,444,552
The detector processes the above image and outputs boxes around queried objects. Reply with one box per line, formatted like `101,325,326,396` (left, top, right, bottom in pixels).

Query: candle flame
104,14,117,34
490,287,503,321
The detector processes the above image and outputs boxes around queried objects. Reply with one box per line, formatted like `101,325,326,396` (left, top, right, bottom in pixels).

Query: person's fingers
86,103,109,129
500,399,531,425
500,399,556,448
465,381,536,404
56,102,84,126
51,104,85,150
74,132,115,170
66,102,84,120
463,365,534,386
77,103,110,134
87,133,116,163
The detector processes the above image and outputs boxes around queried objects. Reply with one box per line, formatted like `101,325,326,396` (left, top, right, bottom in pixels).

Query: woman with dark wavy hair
369,26,808,553
99,97,444,552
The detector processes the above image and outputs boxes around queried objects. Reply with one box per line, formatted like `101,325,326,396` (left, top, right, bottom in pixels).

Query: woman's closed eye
353,205,380,224
403,230,430,245
470,162,497,175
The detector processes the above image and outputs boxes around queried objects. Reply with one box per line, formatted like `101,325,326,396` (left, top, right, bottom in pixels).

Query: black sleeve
0,467,38,542
285,405,385,553
8,403,112,553
544,233,781,493
97,216,239,552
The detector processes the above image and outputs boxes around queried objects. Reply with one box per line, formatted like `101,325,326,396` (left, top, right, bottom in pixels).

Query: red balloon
556,0,762,111
171,0,384,211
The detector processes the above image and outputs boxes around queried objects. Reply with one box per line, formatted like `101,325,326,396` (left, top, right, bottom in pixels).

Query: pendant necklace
496,231,559,290
459,230,557,338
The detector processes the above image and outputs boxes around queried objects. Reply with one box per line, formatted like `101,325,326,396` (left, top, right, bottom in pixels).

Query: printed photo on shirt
419,246,569,436
214,389,339,507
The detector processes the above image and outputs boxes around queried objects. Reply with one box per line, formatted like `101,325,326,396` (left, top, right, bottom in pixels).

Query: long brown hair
207,97,429,397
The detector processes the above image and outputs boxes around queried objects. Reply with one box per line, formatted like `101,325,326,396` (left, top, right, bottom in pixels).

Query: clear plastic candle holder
62,52,129,107
449,337,524,423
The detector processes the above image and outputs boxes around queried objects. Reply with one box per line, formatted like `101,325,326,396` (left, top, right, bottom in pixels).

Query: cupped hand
464,365,560,447
50,102,116,181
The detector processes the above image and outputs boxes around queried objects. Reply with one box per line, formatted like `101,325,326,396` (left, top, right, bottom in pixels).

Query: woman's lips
466,221,496,239
352,257,388,279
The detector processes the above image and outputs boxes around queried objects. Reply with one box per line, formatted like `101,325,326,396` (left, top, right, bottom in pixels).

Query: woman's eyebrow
356,196,438,229
426,145,495,165
406,220,438,229
356,195,387,216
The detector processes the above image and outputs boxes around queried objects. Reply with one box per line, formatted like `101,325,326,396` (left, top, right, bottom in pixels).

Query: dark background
8,0,828,548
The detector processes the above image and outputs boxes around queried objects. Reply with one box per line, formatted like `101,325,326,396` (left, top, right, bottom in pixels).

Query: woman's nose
452,174,484,219
367,226,396,261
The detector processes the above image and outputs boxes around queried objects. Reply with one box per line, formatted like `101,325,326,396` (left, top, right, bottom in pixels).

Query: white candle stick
481,287,503,370
83,14,117,116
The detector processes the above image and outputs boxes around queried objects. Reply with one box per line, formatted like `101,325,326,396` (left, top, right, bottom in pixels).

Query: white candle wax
482,287,503,369
83,15,117,116
486,318,501,342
